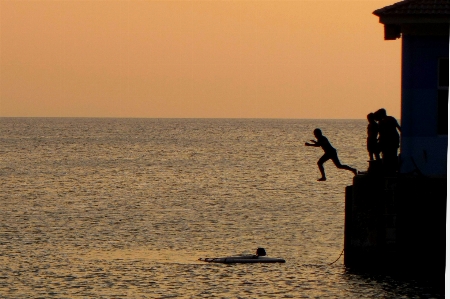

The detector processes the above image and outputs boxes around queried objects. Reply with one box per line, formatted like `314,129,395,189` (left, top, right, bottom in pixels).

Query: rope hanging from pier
328,248,344,265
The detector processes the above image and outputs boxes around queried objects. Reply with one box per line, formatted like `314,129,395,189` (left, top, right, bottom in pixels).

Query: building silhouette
344,0,448,291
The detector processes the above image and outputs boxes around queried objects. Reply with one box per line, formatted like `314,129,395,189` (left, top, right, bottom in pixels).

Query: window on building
437,58,448,135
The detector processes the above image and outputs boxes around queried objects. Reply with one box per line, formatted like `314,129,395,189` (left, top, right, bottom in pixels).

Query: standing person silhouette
374,108,401,173
367,113,380,161
305,128,357,181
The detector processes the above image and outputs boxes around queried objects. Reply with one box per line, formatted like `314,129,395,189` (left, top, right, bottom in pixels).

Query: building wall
400,33,448,176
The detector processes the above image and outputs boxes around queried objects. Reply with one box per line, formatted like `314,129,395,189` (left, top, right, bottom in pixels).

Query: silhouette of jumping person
367,113,380,161
305,128,357,181
374,108,401,173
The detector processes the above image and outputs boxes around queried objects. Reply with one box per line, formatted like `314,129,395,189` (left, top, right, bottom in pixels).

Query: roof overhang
373,0,450,40
378,15,450,24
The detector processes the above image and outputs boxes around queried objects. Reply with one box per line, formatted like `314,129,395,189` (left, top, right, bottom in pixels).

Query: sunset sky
1,0,401,119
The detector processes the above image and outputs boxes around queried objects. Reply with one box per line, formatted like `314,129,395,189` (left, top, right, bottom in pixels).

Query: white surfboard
198,255,285,264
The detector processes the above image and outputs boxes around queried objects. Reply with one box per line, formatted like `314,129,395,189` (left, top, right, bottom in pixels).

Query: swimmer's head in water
256,247,266,256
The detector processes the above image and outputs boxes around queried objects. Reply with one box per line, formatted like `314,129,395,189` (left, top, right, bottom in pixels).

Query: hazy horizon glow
0,0,401,119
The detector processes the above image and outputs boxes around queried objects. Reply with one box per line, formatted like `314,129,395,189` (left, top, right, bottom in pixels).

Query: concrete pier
344,172,446,281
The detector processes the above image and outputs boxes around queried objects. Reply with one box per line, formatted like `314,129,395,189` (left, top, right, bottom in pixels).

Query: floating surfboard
198,255,286,264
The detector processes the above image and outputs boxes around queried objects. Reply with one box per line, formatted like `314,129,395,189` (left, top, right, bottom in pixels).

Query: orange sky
0,0,401,119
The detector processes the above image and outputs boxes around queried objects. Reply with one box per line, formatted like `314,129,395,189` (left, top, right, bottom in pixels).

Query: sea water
0,118,441,298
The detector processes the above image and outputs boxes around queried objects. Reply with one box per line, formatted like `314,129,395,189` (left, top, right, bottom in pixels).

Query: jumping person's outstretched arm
305,140,320,147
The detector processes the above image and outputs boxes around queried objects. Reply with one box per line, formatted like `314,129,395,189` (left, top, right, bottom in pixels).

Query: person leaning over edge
305,128,357,181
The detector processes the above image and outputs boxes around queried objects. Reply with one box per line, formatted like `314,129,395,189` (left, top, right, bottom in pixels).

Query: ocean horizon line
0,116,368,121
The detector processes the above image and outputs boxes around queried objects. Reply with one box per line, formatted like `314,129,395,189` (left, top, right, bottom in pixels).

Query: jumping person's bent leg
317,154,330,181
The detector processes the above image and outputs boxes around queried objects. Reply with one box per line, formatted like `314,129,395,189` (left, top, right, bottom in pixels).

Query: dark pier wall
344,174,446,280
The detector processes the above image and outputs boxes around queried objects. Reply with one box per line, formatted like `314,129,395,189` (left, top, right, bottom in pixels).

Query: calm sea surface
0,118,442,298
